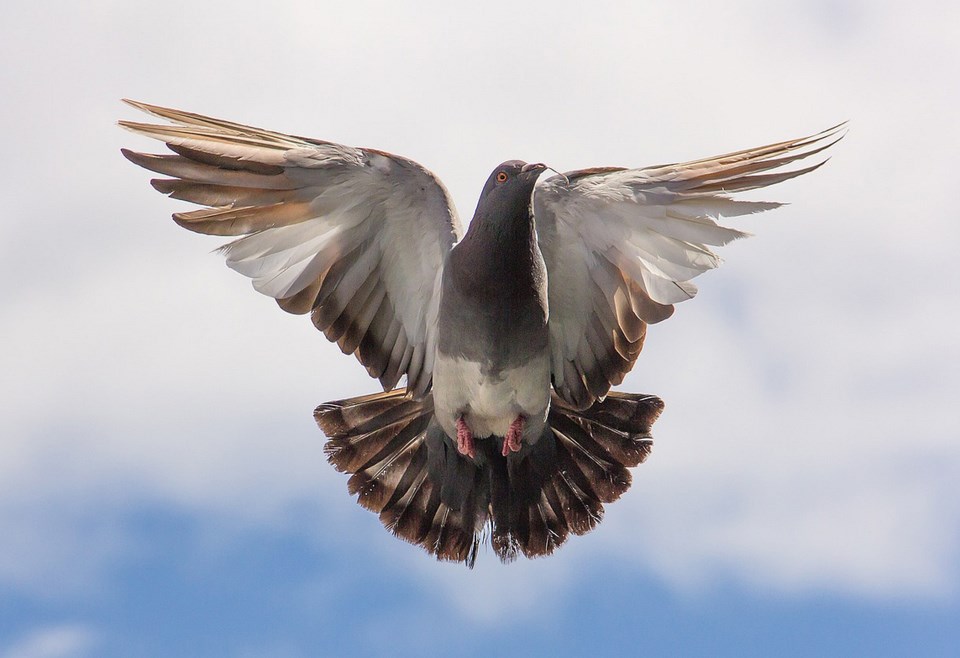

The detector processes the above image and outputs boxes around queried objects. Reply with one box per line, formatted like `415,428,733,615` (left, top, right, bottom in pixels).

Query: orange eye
496,171,508,183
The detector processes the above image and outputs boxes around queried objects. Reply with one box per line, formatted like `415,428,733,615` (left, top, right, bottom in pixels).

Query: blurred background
2,1,958,656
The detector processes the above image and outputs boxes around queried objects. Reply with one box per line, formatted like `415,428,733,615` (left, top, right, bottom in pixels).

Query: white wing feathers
535,123,846,409
121,100,461,395
122,100,843,408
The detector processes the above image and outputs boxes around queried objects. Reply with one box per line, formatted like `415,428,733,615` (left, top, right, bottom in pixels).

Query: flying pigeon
120,100,845,566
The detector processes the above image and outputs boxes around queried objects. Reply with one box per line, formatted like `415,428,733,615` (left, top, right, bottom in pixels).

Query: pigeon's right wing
121,100,461,396
534,124,846,409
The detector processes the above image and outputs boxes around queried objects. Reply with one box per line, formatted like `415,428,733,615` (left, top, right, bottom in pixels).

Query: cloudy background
2,1,958,656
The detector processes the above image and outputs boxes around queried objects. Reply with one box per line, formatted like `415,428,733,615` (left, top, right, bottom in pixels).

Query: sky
1,0,958,656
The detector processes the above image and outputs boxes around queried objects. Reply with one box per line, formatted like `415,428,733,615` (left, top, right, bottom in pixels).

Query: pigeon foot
456,416,476,459
502,415,524,456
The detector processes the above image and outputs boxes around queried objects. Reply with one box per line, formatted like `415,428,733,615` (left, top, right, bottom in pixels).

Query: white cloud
1,625,97,658
0,0,958,621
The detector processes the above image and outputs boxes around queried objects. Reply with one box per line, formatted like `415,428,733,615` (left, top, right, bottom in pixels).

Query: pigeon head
473,160,547,219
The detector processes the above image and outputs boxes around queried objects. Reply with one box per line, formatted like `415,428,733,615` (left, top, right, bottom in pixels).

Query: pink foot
456,416,476,459
502,416,524,456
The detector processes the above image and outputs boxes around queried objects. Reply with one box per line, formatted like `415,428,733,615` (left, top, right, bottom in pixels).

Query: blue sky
2,1,958,656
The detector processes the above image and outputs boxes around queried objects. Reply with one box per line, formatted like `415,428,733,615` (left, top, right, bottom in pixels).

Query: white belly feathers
432,352,551,441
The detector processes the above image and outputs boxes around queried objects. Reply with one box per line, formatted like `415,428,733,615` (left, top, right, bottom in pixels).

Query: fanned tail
315,389,485,567
315,389,664,566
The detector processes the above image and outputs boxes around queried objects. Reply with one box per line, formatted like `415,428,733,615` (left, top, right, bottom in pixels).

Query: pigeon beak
520,162,548,175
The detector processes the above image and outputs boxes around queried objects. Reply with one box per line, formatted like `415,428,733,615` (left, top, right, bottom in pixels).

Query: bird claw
502,416,524,456
456,416,476,459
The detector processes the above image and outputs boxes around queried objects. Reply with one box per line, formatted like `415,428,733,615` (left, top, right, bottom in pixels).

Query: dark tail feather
315,389,484,567
315,388,664,566
495,391,664,560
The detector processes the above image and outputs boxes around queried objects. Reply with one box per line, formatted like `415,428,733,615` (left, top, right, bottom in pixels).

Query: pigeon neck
462,197,537,266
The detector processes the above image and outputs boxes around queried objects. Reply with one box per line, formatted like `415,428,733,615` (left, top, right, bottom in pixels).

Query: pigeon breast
432,161,550,441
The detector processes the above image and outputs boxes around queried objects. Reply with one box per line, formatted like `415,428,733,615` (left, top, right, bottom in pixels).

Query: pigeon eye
496,171,508,183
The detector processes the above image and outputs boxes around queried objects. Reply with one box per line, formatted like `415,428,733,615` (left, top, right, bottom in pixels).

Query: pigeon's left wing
534,123,845,409
121,100,461,396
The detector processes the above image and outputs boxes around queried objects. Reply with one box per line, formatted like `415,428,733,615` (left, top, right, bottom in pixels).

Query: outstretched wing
121,100,462,395
535,123,846,409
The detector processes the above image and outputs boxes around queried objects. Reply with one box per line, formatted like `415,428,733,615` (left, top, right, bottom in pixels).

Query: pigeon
120,100,845,566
